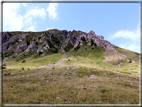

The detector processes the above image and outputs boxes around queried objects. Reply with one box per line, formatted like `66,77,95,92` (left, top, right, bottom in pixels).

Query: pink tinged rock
98,36,104,40
90,75,96,79
132,61,135,63
89,30,96,36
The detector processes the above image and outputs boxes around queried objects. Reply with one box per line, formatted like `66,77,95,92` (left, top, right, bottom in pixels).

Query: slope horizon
2,28,140,104
3,3,140,53
3,28,140,54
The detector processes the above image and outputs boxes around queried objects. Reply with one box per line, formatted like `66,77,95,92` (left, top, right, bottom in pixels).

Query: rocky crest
2,29,134,64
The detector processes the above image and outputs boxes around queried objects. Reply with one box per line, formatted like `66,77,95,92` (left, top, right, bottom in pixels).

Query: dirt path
37,56,72,69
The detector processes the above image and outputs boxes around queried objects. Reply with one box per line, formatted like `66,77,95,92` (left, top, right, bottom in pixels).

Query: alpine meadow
2,29,140,104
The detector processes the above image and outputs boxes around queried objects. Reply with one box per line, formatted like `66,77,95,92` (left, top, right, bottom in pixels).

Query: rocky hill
2,29,139,66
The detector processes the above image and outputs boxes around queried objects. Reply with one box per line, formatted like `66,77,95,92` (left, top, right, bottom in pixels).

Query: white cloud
3,3,23,31
3,3,47,32
111,25,140,41
109,24,140,53
22,3,28,7
23,6,47,31
47,3,58,20
24,26,36,31
46,28,54,30
119,43,140,53
26,7,47,19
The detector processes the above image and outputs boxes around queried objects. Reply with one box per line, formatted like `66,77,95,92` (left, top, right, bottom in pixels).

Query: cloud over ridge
109,24,140,53
47,3,58,20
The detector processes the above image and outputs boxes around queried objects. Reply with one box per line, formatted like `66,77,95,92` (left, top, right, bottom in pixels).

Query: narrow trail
37,53,72,69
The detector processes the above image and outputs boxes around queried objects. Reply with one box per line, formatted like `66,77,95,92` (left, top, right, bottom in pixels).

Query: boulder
90,75,96,79
72,66,78,69
132,61,135,63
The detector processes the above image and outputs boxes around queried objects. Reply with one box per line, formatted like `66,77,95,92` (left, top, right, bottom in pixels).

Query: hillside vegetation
2,29,140,104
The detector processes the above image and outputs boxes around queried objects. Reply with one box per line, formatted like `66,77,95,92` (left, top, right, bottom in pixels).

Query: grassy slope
115,46,140,64
3,46,140,104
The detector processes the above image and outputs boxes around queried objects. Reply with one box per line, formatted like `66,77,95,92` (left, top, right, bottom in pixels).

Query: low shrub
22,60,26,63
2,66,6,69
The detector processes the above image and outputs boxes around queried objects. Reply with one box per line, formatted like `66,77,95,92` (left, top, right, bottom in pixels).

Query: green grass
115,46,140,64
3,46,140,104
3,66,139,104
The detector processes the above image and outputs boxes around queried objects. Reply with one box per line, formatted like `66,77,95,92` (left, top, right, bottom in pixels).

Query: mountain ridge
2,29,139,66
2,29,140,104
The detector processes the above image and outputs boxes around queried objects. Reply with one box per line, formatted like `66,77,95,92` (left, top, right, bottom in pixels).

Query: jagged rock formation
2,29,135,65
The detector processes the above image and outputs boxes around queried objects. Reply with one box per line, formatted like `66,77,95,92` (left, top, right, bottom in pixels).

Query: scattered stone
94,86,97,88
72,66,78,69
132,61,135,63
26,78,31,80
6,71,11,76
47,72,52,76
131,83,133,85
56,97,60,99
37,75,44,79
90,75,96,79
14,76,16,78
3,63,6,66
117,77,119,79
23,75,26,77
60,76,64,78
94,83,99,88
66,67,70,69
47,80,49,82
88,92,91,94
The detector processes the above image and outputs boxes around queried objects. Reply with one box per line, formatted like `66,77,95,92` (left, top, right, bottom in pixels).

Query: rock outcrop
2,29,135,65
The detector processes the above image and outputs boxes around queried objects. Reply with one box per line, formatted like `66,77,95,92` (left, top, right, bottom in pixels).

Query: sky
2,1,140,53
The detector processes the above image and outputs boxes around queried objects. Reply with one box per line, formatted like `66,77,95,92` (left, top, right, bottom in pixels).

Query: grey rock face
3,42,10,53
19,43,28,50
3,29,130,61
25,43,37,52
37,47,43,53
2,32,10,43
18,33,26,38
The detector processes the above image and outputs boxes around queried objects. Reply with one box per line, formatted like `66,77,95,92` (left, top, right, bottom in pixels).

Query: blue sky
3,2,140,53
